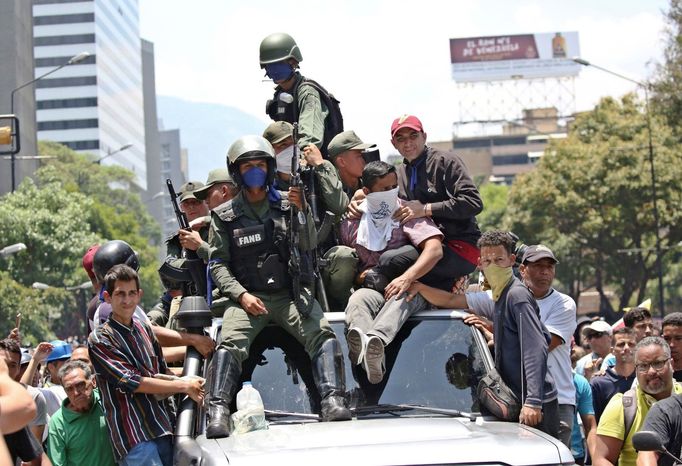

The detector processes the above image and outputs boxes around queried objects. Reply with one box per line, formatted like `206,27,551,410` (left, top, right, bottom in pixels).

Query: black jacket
397,146,482,245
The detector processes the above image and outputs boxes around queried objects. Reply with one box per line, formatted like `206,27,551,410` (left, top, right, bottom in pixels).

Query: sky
139,0,671,172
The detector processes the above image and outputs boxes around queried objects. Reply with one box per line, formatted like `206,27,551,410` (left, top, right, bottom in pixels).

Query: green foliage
477,182,509,232
0,142,163,342
504,95,682,317
652,0,682,135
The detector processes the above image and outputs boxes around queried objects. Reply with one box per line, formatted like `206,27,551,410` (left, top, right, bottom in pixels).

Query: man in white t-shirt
453,245,576,448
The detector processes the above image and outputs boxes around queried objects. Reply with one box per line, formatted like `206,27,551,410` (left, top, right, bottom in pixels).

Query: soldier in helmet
205,135,351,438
260,32,343,156
149,181,212,327
262,121,357,309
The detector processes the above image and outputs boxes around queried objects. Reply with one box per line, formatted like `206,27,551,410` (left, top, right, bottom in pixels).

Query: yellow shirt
597,381,682,466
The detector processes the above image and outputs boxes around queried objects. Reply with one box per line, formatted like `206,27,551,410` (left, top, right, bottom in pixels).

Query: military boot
312,338,352,421
205,349,241,439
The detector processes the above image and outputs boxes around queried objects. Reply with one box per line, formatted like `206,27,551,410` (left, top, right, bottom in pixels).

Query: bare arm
135,376,205,403
151,326,215,358
407,281,468,309
636,451,659,466
582,413,598,458
0,360,36,434
384,237,443,300
591,434,622,466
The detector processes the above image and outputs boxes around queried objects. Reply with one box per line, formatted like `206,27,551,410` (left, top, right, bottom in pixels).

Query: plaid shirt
88,316,172,461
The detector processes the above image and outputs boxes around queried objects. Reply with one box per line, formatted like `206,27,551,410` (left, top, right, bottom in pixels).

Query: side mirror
632,431,664,452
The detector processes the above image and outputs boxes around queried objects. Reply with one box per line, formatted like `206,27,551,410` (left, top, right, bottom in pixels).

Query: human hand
399,200,428,224
32,342,54,363
519,405,543,426
463,314,494,342
404,282,423,302
7,328,20,343
179,229,203,251
346,199,363,219
302,144,324,167
384,273,414,301
183,376,206,403
240,293,268,316
189,334,215,358
583,357,603,380
392,205,410,223
288,186,304,211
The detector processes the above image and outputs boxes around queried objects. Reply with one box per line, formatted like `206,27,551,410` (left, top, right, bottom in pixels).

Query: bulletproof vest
216,199,290,292
266,74,344,157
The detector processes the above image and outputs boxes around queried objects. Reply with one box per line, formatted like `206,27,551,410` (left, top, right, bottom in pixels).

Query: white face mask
364,187,399,219
275,145,295,174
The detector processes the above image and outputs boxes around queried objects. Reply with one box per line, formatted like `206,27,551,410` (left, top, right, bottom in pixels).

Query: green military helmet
259,32,302,66
226,135,276,188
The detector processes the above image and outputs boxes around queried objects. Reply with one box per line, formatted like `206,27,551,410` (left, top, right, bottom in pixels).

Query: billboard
450,32,580,82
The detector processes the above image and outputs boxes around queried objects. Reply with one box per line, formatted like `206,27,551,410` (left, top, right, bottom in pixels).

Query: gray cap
194,169,233,200
178,181,205,202
263,121,294,145
327,130,372,160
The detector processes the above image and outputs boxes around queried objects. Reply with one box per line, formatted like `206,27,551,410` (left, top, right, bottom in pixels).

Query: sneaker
363,335,385,384
346,327,365,366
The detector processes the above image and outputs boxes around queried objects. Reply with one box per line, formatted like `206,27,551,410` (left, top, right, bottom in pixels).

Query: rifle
288,123,316,318
165,179,208,298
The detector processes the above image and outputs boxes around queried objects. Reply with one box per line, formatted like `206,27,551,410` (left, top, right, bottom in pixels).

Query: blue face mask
242,166,267,188
265,62,294,82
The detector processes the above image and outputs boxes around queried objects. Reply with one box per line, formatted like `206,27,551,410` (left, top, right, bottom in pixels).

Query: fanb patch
233,225,265,248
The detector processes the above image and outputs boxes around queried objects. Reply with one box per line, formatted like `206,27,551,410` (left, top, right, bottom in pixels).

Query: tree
0,142,163,342
505,95,682,319
477,182,509,232
651,0,682,135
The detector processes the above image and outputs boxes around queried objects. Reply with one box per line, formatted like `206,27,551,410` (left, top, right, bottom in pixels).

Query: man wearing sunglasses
592,337,682,466
575,321,613,380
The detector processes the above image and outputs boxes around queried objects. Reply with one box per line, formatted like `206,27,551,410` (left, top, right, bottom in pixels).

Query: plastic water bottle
232,381,266,433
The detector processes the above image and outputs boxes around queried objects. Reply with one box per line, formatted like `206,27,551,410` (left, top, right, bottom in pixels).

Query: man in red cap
390,115,482,291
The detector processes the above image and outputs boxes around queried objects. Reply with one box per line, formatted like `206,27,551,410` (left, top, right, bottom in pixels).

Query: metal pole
572,58,666,316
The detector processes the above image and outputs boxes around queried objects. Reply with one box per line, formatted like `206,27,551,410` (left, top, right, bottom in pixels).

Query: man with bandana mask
205,135,351,439
406,231,559,438
340,161,444,383
260,33,342,155
262,121,357,309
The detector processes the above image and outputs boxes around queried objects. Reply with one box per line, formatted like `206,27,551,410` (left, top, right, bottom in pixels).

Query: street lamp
573,57,665,317
94,143,133,164
0,242,27,257
9,51,90,192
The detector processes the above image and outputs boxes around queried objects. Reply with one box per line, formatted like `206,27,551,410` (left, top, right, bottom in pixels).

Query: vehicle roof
324,308,470,323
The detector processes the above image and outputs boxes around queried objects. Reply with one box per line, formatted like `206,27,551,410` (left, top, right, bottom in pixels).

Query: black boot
205,349,241,439
312,338,352,421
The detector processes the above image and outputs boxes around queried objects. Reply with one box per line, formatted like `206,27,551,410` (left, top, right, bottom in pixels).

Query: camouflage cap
194,168,233,200
178,181,205,202
263,121,294,145
327,130,372,160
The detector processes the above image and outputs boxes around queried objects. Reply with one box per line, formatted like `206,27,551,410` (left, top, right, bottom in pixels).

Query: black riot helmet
93,240,140,282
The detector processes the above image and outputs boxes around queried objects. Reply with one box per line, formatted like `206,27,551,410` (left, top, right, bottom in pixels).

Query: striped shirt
88,315,172,461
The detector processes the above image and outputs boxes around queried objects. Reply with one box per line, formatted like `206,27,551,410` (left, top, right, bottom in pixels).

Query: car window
240,317,488,415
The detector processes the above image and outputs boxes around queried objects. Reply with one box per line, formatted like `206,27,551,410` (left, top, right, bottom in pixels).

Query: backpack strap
621,388,638,440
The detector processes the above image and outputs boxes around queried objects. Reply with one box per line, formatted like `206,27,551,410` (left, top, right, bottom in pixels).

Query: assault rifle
164,179,207,298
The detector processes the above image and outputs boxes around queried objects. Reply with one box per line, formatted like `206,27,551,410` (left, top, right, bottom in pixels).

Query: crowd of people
2,32,681,466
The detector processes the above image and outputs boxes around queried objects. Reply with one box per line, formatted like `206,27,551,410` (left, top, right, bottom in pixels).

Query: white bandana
356,188,399,251
275,145,295,174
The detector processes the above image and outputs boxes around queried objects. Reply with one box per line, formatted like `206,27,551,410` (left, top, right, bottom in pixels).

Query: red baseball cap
82,244,100,282
391,114,424,138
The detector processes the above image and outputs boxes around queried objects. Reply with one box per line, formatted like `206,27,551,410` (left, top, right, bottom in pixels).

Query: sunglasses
587,331,608,339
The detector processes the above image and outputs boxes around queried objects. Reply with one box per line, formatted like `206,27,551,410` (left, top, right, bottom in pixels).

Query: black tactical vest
217,199,290,292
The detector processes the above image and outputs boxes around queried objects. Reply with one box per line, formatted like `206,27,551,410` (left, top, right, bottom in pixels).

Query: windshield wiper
264,409,320,420
353,403,477,421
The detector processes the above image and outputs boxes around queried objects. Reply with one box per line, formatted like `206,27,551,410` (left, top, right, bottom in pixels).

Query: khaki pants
321,245,358,310
218,289,335,362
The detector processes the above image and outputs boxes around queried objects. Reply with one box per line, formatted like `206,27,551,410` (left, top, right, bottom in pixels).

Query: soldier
263,121,357,309
149,181,211,327
205,135,351,438
260,32,342,156
193,168,239,211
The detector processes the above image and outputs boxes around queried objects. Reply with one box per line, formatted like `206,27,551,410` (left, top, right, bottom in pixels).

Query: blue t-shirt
571,372,594,459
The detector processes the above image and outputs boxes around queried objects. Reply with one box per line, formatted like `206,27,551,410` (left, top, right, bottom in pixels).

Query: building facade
159,128,188,239
33,0,147,189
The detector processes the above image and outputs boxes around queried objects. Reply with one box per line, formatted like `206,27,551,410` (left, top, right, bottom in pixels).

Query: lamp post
0,242,27,257
573,57,665,317
94,143,133,164
9,51,90,192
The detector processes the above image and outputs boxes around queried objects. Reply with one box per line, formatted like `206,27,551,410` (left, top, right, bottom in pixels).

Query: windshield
238,316,488,416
